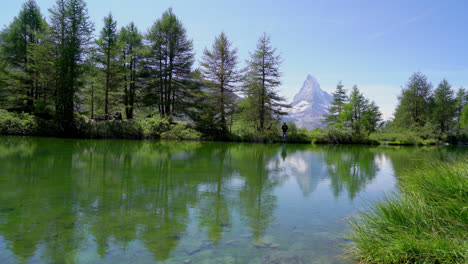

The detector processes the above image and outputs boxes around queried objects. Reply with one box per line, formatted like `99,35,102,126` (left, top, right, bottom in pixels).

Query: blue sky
2,0,467,119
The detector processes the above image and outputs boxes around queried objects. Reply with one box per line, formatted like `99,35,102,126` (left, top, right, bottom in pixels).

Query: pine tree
96,13,121,119
146,8,194,118
243,33,289,131
119,22,143,119
433,79,455,134
325,81,347,125
200,32,241,133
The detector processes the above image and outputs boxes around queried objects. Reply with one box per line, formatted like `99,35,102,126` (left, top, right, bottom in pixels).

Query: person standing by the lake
282,123,288,142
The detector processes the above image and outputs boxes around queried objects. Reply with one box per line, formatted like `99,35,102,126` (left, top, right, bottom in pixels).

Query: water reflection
0,137,466,263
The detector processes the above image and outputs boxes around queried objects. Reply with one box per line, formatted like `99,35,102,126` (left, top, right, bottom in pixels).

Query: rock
262,250,310,264
183,259,191,264
253,235,274,248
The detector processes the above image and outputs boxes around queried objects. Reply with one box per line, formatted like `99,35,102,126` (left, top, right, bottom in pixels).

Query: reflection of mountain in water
281,150,328,196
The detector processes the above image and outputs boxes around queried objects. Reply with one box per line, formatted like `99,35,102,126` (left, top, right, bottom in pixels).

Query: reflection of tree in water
379,146,467,188
322,145,380,200
0,138,285,262
232,144,285,240
196,145,234,245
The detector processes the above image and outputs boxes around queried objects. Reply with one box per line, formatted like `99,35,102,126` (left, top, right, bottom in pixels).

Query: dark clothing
282,124,288,141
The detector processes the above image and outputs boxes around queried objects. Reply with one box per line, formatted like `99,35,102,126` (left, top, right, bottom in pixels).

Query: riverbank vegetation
1,1,468,145
318,72,468,145
347,160,468,263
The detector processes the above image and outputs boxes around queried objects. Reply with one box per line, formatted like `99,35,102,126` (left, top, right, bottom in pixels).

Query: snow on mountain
284,74,332,129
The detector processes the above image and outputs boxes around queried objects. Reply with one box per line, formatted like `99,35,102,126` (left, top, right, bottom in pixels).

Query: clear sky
2,0,467,119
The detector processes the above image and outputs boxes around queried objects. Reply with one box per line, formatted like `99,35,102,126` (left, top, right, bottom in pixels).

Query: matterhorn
285,74,333,129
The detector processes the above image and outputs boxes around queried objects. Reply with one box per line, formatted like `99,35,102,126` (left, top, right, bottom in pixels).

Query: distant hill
284,74,332,129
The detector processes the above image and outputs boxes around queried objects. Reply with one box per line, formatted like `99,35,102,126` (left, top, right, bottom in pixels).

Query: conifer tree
96,13,121,119
433,79,455,134
394,72,432,129
243,33,289,131
201,32,241,132
120,22,143,119
49,0,93,133
455,87,466,123
325,81,347,125
0,0,45,112
146,8,194,118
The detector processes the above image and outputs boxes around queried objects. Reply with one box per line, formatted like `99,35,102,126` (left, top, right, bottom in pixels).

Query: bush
74,114,144,139
161,123,202,140
141,117,171,138
347,161,468,263
309,127,376,144
0,109,38,135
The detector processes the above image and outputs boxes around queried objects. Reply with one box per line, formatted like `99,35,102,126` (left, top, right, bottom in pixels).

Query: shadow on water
0,136,467,263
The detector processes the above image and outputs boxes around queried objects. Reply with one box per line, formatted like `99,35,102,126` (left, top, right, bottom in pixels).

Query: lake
0,136,466,264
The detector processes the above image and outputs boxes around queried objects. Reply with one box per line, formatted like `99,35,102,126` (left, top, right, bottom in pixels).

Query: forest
1,0,468,144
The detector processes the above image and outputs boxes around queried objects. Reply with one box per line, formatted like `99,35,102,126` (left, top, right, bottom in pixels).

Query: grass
347,160,468,263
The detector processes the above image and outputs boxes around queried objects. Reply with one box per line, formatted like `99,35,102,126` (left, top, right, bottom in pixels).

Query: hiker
113,112,122,120
281,123,288,142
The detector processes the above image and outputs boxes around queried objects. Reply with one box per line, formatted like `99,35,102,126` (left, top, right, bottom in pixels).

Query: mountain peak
292,74,325,105
306,74,317,81
285,74,333,129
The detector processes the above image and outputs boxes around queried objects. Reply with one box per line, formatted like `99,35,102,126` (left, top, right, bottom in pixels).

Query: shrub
141,117,171,138
0,109,38,135
74,114,144,139
161,123,202,140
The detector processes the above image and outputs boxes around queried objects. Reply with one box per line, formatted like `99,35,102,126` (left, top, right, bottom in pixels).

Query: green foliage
0,109,37,135
200,31,241,132
0,0,46,112
433,79,456,134
461,104,468,128
325,81,347,124
161,123,202,140
394,72,433,129
49,0,93,133
338,85,381,139
141,117,171,138
348,160,468,263
119,22,143,119
242,33,289,131
145,8,195,118
96,13,122,118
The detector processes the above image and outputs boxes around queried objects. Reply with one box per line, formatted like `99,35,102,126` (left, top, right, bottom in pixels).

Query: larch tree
0,0,46,112
393,72,433,129
119,22,143,119
96,13,121,119
325,81,347,125
433,79,455,134
200,32,241,133
455,87,466,123
243,33,289,131
49,0,93,134
146,8,194,118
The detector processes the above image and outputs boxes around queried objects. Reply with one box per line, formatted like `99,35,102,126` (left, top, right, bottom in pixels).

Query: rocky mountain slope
285,74,332,129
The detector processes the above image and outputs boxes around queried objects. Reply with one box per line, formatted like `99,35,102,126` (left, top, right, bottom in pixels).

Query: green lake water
0,136,467,264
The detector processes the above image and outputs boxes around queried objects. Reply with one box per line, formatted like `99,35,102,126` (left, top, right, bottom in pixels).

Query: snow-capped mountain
285,74,333,129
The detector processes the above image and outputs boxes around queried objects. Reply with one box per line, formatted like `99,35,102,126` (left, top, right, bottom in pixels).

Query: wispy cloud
369,9,433,40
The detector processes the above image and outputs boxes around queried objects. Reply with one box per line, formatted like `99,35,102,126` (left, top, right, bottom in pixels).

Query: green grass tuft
347,160,468,263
